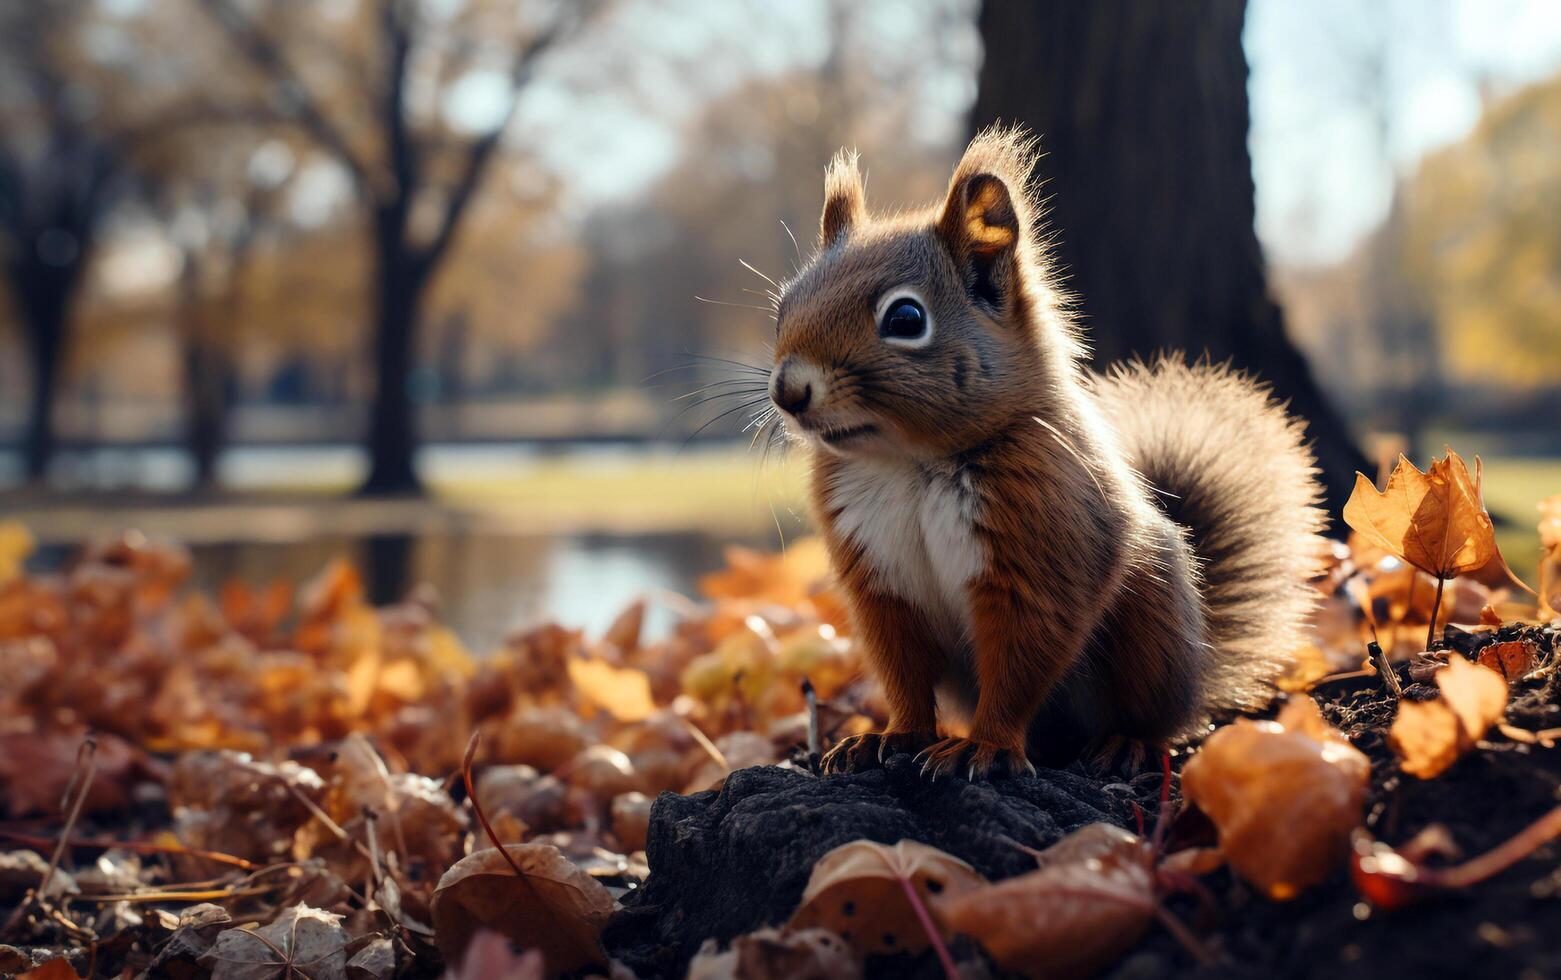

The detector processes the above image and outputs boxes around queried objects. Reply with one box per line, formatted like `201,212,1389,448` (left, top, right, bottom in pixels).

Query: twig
40,736,99,900
0,831,258,870
1368,639,1403,699
802,678,821,770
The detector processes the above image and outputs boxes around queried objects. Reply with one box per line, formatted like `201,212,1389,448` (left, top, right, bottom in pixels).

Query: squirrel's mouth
817,422,877,446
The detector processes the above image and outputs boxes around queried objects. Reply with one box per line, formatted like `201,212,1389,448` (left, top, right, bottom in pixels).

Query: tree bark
971,0,1369,517
16,275,72,482
359,209,426,495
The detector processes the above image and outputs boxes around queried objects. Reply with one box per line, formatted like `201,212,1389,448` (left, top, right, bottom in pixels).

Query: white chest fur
826,458,986,643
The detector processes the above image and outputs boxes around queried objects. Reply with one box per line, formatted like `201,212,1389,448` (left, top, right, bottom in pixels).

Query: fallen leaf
1477,640,1538,682
567,656,657,722
788,839,983,961
1389,655,1508,779
1539,495,1561,620
0,522,34,585
16,960,82,980
430,843,614,976
687,927,860,980
1181,697,1369,899
201,904,348,980
1343,451,1529,594
345,937,396,980
933,823,1155,980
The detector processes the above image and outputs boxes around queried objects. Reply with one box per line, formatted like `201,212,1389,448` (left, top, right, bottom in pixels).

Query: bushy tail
1092,358,1329,712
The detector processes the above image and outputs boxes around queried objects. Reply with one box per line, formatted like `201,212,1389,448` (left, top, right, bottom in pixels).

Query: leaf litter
0,452,1558,978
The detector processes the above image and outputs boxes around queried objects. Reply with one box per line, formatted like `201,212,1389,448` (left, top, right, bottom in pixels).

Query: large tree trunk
971,0,1369,517
360,216,425,496
14,266,76,483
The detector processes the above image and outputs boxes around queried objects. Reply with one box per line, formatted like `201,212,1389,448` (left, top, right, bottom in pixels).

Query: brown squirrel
767,127,1327,779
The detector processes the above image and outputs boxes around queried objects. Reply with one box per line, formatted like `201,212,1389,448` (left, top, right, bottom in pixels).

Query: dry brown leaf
1389,655,1508,779
934,823,1155,980
686,927,860,980
567,656,657,722
1181,697,1369,900
16,960,83,980
201,904,348,980
788,839,984,960
1344,451,1527,591
430,842,614,976
1477,640,1538,682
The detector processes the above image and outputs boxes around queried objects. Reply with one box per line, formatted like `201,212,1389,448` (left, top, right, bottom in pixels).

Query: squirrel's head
770,126,1068,460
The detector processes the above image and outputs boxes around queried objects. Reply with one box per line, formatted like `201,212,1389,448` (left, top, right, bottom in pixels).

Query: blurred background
1,0,1557,646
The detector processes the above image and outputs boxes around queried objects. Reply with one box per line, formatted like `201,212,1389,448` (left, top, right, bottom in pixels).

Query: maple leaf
1344,450,1531,647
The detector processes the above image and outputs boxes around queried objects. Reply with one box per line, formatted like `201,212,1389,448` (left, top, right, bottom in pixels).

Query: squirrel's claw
915,736,1034,781
820,730,935,775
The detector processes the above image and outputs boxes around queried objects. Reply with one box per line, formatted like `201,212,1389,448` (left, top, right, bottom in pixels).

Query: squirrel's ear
820,149,865,250
936,171,1022,309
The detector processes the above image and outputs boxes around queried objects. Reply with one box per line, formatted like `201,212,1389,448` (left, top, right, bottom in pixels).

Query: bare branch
199,0,370,188
416,2,600,272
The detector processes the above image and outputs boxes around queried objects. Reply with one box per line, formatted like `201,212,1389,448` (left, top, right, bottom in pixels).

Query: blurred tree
201,0,600,494
971,0,1370,516
0,2,129,482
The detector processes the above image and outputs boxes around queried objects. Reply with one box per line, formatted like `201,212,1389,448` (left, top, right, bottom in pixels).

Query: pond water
37,527,768,652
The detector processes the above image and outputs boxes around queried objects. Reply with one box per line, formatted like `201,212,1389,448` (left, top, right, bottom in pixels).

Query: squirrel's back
1090,358,1328,713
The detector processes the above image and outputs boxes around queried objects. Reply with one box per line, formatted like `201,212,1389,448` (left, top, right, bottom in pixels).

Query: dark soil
605,624,1561,979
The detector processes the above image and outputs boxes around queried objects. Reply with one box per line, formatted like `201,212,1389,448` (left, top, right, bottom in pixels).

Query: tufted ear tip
820,148,866,250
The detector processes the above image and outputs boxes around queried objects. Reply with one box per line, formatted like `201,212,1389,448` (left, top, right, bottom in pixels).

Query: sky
1247,0,1561,265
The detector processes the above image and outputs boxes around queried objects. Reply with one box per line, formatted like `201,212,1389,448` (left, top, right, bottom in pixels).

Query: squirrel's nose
770,363,813,416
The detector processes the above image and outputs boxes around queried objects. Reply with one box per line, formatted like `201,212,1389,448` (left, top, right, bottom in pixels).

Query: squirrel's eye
879,297,928,342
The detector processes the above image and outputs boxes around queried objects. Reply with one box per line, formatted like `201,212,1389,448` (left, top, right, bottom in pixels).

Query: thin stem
40,736,98,900
461,732,527,879
1427,574,1447,652
1434,802,1561,890
896,873,960,980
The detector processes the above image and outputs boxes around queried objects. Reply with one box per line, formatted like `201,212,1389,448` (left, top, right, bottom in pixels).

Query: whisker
739,258,781,291
684,351,771,375
671,378,769,401
695,295,776,315
779,219,802,270
681,396,773,449
667,388,770,426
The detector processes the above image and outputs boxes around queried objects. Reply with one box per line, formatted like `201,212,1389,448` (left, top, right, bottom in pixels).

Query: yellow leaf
1181,697,1370,900
567,656,656,722
1389,655,1507,779
0,522,35,585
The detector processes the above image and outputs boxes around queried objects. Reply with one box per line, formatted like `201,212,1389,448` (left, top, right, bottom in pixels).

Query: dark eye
879,297,928,342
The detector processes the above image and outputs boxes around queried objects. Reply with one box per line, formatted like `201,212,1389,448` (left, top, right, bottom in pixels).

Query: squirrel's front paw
820,730,935,774
914,736,1036,781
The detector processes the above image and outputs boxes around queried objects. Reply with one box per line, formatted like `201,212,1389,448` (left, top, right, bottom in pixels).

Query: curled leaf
1343,450,1501,581
430,843,614,976
1388,655,1507,779
934,823,1155,980
1181,697,1369,900
788,839,983,963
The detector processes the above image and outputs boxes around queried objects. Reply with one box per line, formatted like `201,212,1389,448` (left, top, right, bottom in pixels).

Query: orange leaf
1181,697,1369,900
1343,450,1519,584
566,656,657,722
1388,655,1507,779
933,824,1156,980
1477,640,1538,683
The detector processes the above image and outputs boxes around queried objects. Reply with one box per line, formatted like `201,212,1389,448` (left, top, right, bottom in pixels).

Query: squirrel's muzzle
770,357,817,417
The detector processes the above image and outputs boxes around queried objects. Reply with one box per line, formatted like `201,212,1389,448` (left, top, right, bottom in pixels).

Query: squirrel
766,127,1328,779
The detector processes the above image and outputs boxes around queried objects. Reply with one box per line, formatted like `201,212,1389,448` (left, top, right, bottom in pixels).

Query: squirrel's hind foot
1081,734,1163,777
820,730,936,775
914,736,1036,781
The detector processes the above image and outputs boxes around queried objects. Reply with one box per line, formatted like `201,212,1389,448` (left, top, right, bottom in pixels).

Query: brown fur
772,126,1326,776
